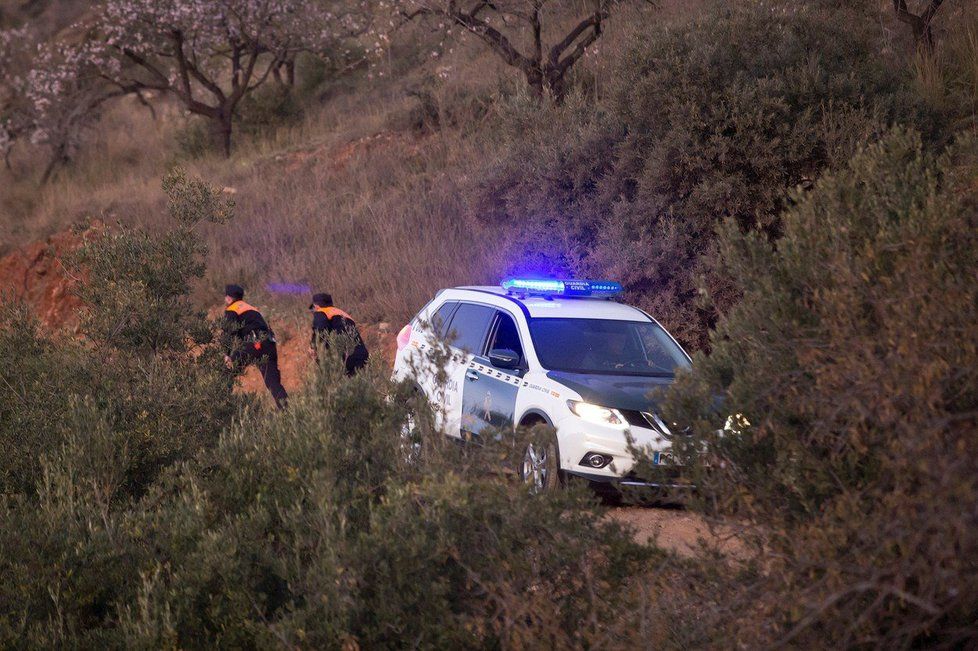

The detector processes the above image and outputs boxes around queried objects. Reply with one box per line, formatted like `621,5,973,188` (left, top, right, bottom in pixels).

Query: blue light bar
501,278,622,298
502,278,566,293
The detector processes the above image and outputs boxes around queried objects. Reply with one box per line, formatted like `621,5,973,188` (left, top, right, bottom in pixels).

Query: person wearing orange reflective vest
222,284,288,409
309,292,369,375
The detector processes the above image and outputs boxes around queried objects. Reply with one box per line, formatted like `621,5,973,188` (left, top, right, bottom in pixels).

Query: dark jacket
311,306,368,359
224,300,275,357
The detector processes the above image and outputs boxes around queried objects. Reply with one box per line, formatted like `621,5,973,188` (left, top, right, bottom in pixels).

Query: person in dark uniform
222,284,288,409
308,292,369,375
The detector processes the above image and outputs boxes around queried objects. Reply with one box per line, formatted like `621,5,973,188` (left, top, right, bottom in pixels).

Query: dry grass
0,22,517,322
2,0,664,322
201,125,497,325
0,0,923,330
903,0,978,133
0,96,175,249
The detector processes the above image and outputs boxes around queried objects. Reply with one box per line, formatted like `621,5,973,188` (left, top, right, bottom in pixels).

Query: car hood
547,371,673,412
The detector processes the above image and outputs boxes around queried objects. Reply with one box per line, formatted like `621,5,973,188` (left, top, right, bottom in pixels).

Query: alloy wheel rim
522,443,549,493
401,414,421,462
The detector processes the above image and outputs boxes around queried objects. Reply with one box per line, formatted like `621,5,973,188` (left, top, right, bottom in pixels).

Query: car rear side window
445,302,495,353
430,301,458,338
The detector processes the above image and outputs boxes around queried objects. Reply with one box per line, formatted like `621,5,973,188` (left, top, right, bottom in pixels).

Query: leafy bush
173,117,215,160
478,2,936,349
0,339,654,647
663,129,978,647
0,169,238,500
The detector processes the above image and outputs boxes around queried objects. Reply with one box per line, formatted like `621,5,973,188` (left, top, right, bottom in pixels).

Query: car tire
519,430,560,494
400,387,429,464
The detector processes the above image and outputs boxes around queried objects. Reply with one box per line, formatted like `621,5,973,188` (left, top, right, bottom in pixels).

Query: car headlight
721,413,751,436
567,400,625,427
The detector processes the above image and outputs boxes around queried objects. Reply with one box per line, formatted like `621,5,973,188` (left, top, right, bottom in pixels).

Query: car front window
528,318,690,376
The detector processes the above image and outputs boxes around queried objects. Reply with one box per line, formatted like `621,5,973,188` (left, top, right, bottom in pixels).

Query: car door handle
465,370,480,382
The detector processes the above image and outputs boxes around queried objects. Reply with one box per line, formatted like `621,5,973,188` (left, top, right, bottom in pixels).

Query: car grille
620,409,660,432
620,410,691,439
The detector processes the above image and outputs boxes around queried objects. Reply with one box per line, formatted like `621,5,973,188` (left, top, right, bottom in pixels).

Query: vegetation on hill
469,2,943,348
1,0,976,647
663,129,978,647
0,173,656,646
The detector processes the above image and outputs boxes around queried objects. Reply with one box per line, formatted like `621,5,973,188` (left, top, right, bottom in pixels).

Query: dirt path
607,505,745,558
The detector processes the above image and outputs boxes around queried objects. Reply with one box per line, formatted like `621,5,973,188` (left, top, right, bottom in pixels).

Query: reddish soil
0,222,103,329
234,320,397,398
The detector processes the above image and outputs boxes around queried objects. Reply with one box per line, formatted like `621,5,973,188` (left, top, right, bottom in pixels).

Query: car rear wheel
400,387,430,464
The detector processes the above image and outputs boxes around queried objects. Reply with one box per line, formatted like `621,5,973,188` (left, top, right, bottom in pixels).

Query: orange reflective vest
226,300,260,315
313,306,354,323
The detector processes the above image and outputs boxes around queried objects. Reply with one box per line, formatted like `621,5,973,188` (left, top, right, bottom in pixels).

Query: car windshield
528,318,691,376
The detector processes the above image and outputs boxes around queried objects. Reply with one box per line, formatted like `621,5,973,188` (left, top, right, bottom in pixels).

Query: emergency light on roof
501,278,623,298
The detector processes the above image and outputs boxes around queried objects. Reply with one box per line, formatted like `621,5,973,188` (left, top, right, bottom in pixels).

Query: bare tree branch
399,0,628,101
893,0,945,49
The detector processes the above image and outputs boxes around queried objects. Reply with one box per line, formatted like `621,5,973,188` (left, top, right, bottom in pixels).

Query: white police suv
392,279,692,493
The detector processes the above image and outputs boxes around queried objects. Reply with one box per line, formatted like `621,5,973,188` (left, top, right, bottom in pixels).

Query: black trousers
344,349,369,376
236,341,288,409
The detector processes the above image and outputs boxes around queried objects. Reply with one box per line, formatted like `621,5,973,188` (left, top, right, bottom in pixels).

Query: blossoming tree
2,28,116,180
0,28,31,170
81,0,370,156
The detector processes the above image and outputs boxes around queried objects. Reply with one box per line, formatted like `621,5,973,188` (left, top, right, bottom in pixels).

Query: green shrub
70,171,231,354
236,84,303,137
0,170,245,646
0,169,238,501
663,129,978,647
0,342,655,647
478,1,937,350
0,304,92,496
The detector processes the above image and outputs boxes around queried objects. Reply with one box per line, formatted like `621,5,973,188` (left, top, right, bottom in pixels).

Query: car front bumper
565,469,689,489
555,417,675,480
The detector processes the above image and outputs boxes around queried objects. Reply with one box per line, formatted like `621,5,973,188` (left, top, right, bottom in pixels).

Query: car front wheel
519,437,559,494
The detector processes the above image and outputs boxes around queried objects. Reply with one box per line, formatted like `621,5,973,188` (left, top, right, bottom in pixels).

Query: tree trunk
40,144,69,184
211,113,233,158
894,0,943,51
285,59,296,87
545,68,567,104
525,68,545,100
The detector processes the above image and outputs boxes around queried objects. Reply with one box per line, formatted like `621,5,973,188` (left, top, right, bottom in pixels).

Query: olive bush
1,344,655,647
662,129,978,648
0,170,238,501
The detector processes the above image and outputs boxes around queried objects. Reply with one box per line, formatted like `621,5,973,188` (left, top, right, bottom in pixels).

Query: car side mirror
488,348,521,370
